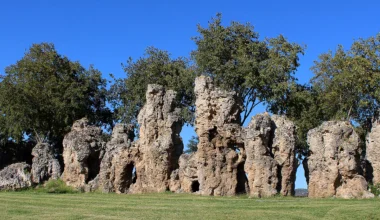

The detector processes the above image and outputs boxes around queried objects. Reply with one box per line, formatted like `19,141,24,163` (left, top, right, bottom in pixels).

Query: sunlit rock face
366,120,380,185
307,121,373,199
97,123,136,193
61,118,105,189
194,76,245,196
244,113,296,198
0,162,32,190
31,143,61,184
129,84,184,193
169,153,199,193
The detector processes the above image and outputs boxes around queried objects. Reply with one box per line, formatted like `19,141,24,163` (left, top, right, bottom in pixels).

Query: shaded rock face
244,113,296,197
130,84,184,193
61,118,105,188
366,120,380,185
307,121,373,199
31,143,61,184
0,162,32,190
194,76,245,196
98,124,136,193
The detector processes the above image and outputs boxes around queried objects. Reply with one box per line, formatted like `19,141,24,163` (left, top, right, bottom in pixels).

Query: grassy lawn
0,191,379,220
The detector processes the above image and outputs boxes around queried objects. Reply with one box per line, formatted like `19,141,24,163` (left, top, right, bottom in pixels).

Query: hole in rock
119,162,136,193
86,150,101,183
208,126,218,142
191,180,200,192
236,162,248,194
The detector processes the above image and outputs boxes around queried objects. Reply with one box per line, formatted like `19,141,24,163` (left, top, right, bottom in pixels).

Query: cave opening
118,162,136,193
191,180,200,192
86,150,101,183
236,162,248,194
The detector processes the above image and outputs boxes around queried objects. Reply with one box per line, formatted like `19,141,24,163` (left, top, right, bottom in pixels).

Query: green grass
0,191,379,220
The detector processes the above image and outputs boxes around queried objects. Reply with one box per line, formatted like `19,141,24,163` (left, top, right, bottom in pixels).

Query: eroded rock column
307,121,373,198
31,143,61,184
61,118,105,188
366,120,380,185
194,76,245,196
98,123,136,193
244,113,296,197
129,84,184,193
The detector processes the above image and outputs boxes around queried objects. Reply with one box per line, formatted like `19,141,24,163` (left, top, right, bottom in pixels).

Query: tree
269,83,325,155
310,33,380,131
185,136,198,153
271,33,380,156
0,43,112,145
192,13,304,125
109,47,196,125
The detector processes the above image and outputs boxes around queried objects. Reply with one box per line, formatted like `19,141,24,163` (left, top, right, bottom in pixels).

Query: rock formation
194,76,245,196
366,120,380,185
61,118,105,188
97,123,136,193
244,113,296,197
0,162,32,190
31,143,61,184
97,85,183,193
271,115,297,196
307,121,373,198
170,153,199,193
130,84,184,193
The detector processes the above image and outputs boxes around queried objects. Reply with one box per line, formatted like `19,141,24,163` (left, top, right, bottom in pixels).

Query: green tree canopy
109,47,196,125
271,33,380,155
310,33,380,130
0,43,111,144
192,13,305,124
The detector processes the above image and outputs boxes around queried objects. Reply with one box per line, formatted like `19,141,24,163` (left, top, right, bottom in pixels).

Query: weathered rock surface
61,118,105,188
0,162,32,190
243,113,296,197
366,120,380,185
307,121,373,198
97,123,137,193
244,113,278,197
31,143,61,184
130,84,184,193
194,76,245,196
170,153,199,193
271,115,297,196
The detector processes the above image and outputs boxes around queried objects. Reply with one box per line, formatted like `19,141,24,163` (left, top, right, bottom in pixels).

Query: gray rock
31,143,61,184
61,118,105,188
97,123,136,193
0,162,32,190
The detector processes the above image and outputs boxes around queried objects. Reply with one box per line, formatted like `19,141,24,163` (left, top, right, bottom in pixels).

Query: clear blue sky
1,0,379,189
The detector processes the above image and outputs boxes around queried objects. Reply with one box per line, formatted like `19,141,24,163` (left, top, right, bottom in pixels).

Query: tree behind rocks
0,43,112,147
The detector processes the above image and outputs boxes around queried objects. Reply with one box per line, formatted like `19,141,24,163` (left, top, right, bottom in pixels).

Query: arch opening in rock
236,162,248,194
86,150,101,183
191,180,200,192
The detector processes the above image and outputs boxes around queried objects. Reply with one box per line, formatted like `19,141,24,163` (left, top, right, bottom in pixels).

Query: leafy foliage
185,136,198,153
109,47,196,125
192,13,304,124
0,43,112,144
311,33,380,130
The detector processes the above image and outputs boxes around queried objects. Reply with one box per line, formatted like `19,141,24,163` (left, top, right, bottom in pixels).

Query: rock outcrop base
307,121,373,199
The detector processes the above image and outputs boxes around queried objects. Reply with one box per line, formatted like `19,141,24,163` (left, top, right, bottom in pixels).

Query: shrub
369,183,380,197
41,179,78,194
